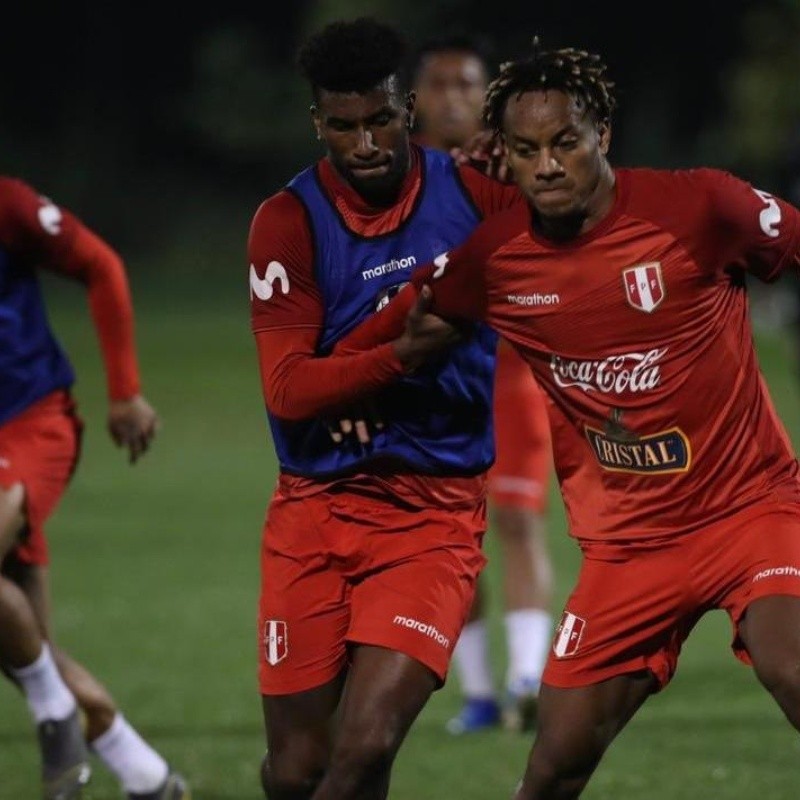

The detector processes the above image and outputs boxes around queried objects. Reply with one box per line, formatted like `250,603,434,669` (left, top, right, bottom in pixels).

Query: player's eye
558,139,579,151
328,120,353,132
371,112,393,127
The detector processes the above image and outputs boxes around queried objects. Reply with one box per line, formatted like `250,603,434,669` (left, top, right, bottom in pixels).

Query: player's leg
311,646,437,800
738,595,800,730
514,671,655,799
262,671,346,799
493,503,553,730
446,580,502,734
0,482,91,800
514,540,691,798
7,556,186,799
490,349,554,730
258,489,354,798
320,495,486,797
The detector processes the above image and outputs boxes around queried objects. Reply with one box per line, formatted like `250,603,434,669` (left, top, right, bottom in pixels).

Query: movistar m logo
250,261,290,301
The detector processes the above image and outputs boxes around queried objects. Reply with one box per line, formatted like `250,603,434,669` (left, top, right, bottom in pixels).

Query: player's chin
532,193,578,218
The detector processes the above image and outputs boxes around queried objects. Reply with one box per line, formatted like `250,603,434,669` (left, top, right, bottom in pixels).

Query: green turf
1,279,799,799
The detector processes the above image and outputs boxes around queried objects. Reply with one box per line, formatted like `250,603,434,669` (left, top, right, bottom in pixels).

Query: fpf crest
623,262,664,313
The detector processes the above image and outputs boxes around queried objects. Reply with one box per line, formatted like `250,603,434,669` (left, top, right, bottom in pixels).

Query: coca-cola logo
550,348,667,394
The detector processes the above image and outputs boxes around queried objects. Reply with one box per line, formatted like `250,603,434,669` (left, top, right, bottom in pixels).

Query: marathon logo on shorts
585,426,691,475
393,615,451,650
263,620,288,666
753,565,800,582
553,611,586,658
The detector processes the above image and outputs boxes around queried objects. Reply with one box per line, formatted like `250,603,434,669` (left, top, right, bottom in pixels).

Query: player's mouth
349,161,392,178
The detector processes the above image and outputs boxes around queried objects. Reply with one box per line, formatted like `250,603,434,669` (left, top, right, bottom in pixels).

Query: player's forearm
334,282,419,356
260,336,404,421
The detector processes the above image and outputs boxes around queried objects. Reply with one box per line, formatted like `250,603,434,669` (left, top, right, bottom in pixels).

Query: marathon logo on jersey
623,262,665,313
362,255,417,281
553,611,586,658
585,425,691,474
263,620,288,666
393,615,451,650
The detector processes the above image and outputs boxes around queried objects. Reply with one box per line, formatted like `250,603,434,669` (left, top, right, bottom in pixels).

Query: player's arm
5,179,157,463
250,193,456,421
333,235,490,357
702,170,800,281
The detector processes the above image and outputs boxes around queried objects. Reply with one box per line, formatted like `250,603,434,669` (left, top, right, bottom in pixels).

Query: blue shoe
502,677,540,732
445,697,501,735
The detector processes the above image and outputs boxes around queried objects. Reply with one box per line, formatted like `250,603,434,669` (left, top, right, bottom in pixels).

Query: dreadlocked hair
483,37,616,133
297,17,408,97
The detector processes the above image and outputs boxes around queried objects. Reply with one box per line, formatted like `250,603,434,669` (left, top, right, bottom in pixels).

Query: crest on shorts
263,620,288,665
623,262,664,313
553,611,586,658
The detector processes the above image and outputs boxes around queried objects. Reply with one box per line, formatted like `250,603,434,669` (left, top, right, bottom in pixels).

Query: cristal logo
550,348,666,394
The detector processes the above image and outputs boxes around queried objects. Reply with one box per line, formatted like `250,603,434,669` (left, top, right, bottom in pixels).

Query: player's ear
597,120,611,155
310,104,322,141
405,91,416,131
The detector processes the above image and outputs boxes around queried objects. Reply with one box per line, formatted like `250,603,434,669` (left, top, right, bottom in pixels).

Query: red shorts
489,344,551,511
544,502,800,690
258,486,487,695
0,391,82,565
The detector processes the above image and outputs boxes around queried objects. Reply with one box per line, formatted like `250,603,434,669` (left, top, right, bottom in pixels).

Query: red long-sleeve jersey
336,168,800,543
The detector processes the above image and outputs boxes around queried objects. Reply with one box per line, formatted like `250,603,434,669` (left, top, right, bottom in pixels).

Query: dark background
2,0,799,282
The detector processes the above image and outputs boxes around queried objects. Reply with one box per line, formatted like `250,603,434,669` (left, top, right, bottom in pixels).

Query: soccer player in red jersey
412,35,555,735
0,178,188,799
332,41,800,798
248,17,524,800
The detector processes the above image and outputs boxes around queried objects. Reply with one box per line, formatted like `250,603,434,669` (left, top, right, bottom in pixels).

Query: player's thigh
262,670,346,779
334,645,438,759
738,595,800,691
532,671,656,770
259,492,352,696
347,503,486,685
0,483,26,557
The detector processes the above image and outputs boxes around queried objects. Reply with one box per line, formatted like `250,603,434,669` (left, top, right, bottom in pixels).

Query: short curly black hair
484,37,616,133
297,17,408,98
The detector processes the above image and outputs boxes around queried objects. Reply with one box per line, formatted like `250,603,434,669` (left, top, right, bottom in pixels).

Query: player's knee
329,728,397,782
261,747,324,799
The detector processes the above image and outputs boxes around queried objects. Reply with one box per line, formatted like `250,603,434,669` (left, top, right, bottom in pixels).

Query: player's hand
326,399,384,445
107,394,159,464
451,130,512,183
392,285,463,372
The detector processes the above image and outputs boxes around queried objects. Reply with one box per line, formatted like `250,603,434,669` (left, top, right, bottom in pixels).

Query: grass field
2,277,800,799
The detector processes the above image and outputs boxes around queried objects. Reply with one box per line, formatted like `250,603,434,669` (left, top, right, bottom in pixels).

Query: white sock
9,643,76,723
504,608,553,691
452,620,495,699
91,713,169,794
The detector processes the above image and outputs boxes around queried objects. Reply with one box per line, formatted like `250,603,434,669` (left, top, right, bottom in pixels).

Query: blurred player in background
0,177,188,800
331,40,800,799
412,35,554,734
247,17,527,800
